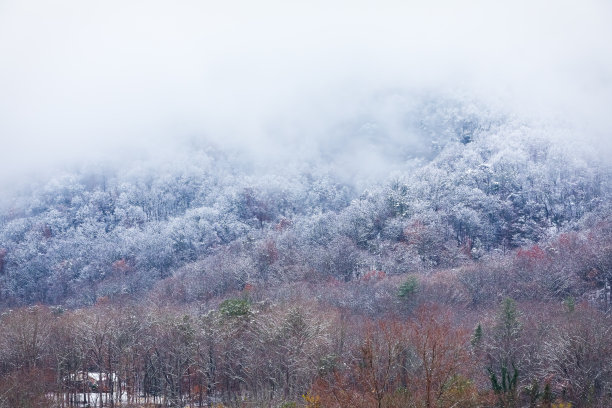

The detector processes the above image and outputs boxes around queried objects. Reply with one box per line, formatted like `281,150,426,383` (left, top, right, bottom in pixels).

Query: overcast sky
1,0,611,184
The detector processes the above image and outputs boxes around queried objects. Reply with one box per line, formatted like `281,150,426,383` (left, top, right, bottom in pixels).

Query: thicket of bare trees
0,298,336,408
1,282,611,407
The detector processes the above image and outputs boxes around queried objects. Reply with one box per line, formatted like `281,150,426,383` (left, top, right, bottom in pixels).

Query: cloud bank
1,0,611,184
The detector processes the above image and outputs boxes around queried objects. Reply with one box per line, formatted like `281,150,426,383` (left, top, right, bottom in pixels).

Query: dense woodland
1,98,611,407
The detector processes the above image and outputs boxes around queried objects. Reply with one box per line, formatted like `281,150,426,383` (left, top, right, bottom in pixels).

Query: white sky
1,0,611,183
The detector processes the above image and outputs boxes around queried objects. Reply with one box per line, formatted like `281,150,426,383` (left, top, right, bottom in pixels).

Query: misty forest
1,1,612,408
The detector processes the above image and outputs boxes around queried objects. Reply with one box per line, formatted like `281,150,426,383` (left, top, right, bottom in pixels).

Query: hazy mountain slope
0,96,608,307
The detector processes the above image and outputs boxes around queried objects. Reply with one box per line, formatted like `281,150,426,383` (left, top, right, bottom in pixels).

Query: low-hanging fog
1,0,611,190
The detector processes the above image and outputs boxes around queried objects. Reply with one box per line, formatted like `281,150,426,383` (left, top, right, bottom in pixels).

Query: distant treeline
0,108,609,307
